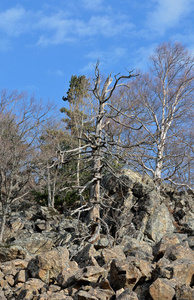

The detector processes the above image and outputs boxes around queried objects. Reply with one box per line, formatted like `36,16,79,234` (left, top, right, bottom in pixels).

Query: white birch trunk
47,164,52,207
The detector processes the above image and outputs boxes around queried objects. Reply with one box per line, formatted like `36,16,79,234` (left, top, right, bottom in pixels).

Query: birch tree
127,42,194,187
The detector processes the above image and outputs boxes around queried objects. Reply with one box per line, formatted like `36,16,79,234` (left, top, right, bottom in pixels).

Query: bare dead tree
85,63,140,223
58,62,146,242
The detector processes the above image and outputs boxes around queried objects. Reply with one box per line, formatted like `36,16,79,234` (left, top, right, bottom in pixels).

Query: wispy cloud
171,32,194,55
86,15,134,37
147,0,194,35
36,11,76,45
0,6,34,37
0,5,134,47
36,13,134,46
82,47,127,72
81,0,104,11
133,43,158,70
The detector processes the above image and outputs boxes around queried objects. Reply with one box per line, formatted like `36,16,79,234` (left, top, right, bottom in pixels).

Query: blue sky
0,0,193,110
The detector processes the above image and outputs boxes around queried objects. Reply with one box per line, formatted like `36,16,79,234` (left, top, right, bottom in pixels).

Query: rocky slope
0,170,193,299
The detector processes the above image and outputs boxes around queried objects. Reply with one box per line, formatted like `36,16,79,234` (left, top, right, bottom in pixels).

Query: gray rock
176,285,194,300
27,247,70,284
11,232,54,254
73,243,99,268
116,288,138,300
0,245,26,262
0,290,6,300
145,204,175,243
75,265,107,284
93,235,114,249
179,212,194,234
121,236,153,257
0,169,193,299
109,257,143,291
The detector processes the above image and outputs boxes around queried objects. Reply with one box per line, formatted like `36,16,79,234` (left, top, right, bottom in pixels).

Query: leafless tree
0,90,52,242
125,42,194,188
63,62,145,241
35,122,75,208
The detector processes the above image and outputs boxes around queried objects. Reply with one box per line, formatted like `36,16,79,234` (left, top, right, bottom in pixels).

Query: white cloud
36,12,76,45
85,15,134,37
171,33,194,55
0,7,33,36
81,0,104,11
0,4,135,47
82,47,127,73
36,12,134,46
86,47,127,61
148,0,193,34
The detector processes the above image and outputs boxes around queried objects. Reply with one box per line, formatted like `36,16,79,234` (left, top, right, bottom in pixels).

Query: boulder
0,259,28,276
179,212,194,233
156,257,194,286
116,288,138,299
15,269,29,284
171,259,194,286
15,278,47,300
57,260,79,288
0,245,26,262
27,246,70,284
77,288,112,300
109,257,142,291
10,232,54,255
0,290,6,300
121,236,153,260
149,278,175,300
100,245,126,267
133,281,153,300
76,282,115,300
176,285,194,300
164,241,194,261
39,292,73,300
73,243,99,268
145,204,175,242
8,216,24,232
75,265,107,284
93,235,114,249
153,233,180,260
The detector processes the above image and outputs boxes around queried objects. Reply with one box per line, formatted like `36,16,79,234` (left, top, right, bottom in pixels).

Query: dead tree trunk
88,62,137,224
